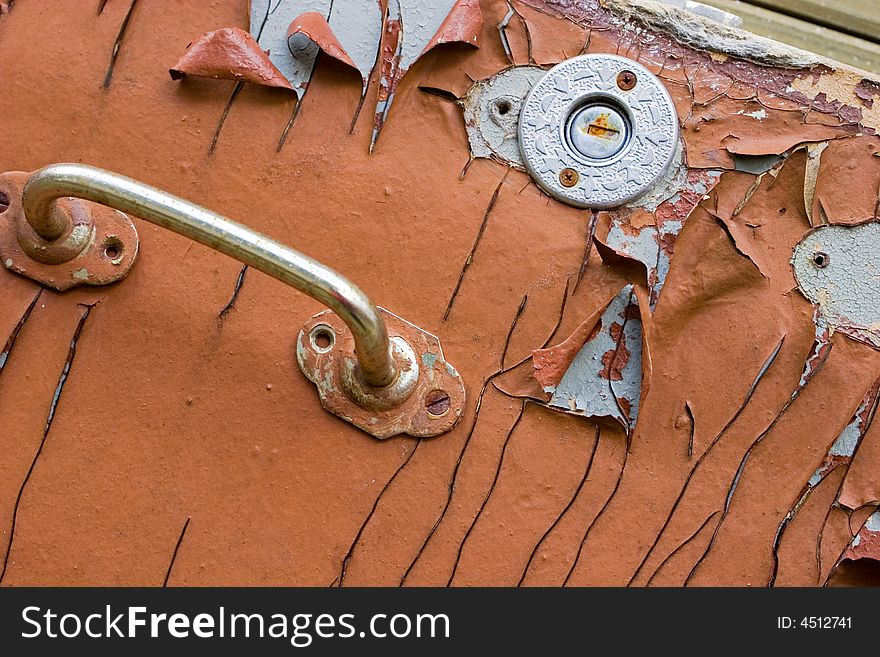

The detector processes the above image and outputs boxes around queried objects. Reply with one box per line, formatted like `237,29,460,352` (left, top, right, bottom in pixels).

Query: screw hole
495,99,512,115
425,389,451,418
812,251,830,269
102,237,123,262
310,325,336,353
0,191,9,214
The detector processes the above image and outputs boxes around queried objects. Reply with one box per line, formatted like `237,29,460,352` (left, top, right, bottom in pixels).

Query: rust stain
600,322,628,381
583,112,619,139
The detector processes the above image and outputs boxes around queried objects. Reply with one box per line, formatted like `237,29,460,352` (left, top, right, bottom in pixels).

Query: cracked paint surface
547,285,642,435
169,1,482,148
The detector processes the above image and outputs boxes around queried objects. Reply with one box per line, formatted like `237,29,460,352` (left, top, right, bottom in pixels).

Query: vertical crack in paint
518,424,600,586
684,327,833,586
0,303,95,583
562,431,627,586
685,401,695,459
575,210,599,292
628,336,786,586
163,517,191,587
102,0,139,90
209,82,245,156
501,295,529,370
814,477,850,584
443,172,508,321
447,400,528,585
218,264,249,326
337,440,421,587
0,290,41,378
400,293,528,585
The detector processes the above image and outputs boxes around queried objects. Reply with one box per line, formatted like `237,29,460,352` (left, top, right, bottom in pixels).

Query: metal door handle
0,164,465,439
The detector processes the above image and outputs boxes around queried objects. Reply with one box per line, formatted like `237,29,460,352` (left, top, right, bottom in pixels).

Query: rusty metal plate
297,307,466,439
0,172,138,291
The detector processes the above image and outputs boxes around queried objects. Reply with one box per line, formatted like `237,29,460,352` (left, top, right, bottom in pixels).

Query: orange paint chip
288,12,359,77
170,27,293,91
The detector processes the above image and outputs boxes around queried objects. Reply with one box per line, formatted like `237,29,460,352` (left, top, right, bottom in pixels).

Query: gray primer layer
549,285,642,433
398,0,461,71
463,66,547,169
250,0,332,99
792,222,880,349
328,0,384,87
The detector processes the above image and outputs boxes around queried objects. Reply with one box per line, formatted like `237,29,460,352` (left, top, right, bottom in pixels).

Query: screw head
425,389,451,418
559,168,579,188
812,251,830,268
616,70,637,90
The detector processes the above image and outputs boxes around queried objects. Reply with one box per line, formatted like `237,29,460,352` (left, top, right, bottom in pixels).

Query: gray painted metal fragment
548,285,643,435
250,0,332,99
463,66,546,169
792,221,880,350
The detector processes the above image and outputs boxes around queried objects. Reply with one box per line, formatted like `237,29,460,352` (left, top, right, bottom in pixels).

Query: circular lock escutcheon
519,54,680,209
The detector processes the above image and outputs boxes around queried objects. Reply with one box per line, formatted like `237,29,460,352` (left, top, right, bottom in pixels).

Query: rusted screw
812,251,830,269
0,191,9,213
559,168,579,188
616,70,637,91
425,389,451,418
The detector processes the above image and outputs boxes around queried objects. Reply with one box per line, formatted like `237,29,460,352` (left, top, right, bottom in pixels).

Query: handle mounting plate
0,172,138,290
297,307,466,439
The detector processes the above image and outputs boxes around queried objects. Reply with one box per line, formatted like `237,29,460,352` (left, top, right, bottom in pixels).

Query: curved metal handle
21,163,398,388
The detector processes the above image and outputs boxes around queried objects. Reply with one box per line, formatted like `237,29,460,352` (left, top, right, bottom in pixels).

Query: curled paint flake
287,2,384,125
168,27,293,90
250,0,332,100
545,285,643,436
371,0,483,151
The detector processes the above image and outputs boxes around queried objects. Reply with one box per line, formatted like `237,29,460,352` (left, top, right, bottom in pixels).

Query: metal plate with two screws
518,54,680,209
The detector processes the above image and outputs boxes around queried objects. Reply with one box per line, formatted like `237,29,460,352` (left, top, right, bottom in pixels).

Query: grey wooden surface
701,0,880,73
